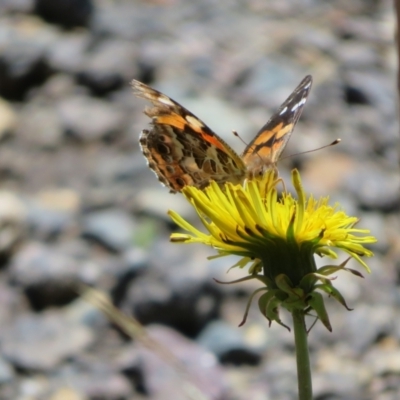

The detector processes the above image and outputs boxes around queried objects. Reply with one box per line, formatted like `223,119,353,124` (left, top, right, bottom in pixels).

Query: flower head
169,170,376,330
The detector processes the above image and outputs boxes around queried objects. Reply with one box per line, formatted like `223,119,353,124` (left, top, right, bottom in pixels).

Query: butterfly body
132,75,312,192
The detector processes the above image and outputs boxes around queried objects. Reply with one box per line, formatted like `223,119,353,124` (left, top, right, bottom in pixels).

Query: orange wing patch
242,75,312,177
155,114,187,130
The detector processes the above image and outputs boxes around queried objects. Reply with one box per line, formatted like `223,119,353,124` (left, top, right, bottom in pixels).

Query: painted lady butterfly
132,75,312,193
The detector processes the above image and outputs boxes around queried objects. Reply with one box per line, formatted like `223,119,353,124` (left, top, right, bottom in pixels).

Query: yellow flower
169,170,376,330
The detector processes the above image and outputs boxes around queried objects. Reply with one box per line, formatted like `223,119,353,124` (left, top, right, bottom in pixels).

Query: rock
344,163,399,211
239,58,308,108
136,324,228,400
344,71,396,116
91,2,157,39
77,39,138,95
263,350,298,399
343,304,395,353
294,27,337,53
343,84,372,105
0,98,17,140
336,42,380,70
57,95,126,141
33,0,94,28
47,33,90,75
34,188,81,213
108,247,151,305
0,280,24,328
10,243,79,309
1,310,93,370
15,375,51,399
0,357,15,384
55,371,132,400
125,266,222,337
90,153,145,186
0,16,57,100
26,203,76,239
301,152,356,197
313,346,370,400
113,247,149,281
197,321,261,365
357,211,387,254
37,74,80,100
24,189,80,239
335,16,384,43
63,296,107,330
82,208,136,252
0,0,33,13
365,337,400,375
135,187,194,222
9,242,82,309
49,387,86,400
0,191,26,258
341,105,398,154
16,103,64,149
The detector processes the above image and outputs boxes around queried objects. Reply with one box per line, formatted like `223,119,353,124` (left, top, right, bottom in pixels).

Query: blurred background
0,0,398,399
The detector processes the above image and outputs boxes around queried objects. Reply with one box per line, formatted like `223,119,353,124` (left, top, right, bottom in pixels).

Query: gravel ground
0,0,398,399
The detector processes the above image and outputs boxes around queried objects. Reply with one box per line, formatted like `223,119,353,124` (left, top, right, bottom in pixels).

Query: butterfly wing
241,75,312,176
132,80,246,192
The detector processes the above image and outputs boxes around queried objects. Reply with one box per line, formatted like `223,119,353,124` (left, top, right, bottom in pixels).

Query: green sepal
255,274,274,287
265,296,281,323
264,295,290,331
248,259,263,274
275,274,304,298
258,290,288,330
214,274,268,286
300,272,333,290
318,263,364,279
307,292,332,332
258,290,278,318
299,273,318,292
315,282,353,311
275,274,294,294
239,287,268,327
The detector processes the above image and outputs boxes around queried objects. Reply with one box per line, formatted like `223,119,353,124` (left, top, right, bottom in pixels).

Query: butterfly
132,75,312,193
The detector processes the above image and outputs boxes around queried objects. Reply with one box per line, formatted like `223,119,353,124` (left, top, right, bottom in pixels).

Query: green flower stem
292,309,313,400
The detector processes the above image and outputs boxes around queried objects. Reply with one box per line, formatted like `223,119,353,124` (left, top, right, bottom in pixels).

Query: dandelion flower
169,169,376,330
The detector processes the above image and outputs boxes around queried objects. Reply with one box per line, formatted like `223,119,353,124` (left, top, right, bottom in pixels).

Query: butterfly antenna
280,138,341,161
233,130,268,165
232,130,249,147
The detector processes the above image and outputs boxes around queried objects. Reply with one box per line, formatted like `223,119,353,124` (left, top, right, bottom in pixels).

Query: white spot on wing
291,98,306,112
159,95,175,106
186,115,204,128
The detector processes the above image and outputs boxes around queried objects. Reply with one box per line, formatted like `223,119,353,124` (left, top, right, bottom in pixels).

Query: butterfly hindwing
132,80,246,192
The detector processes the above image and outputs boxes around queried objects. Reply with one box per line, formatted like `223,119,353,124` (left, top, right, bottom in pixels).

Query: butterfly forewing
241,75,312,176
